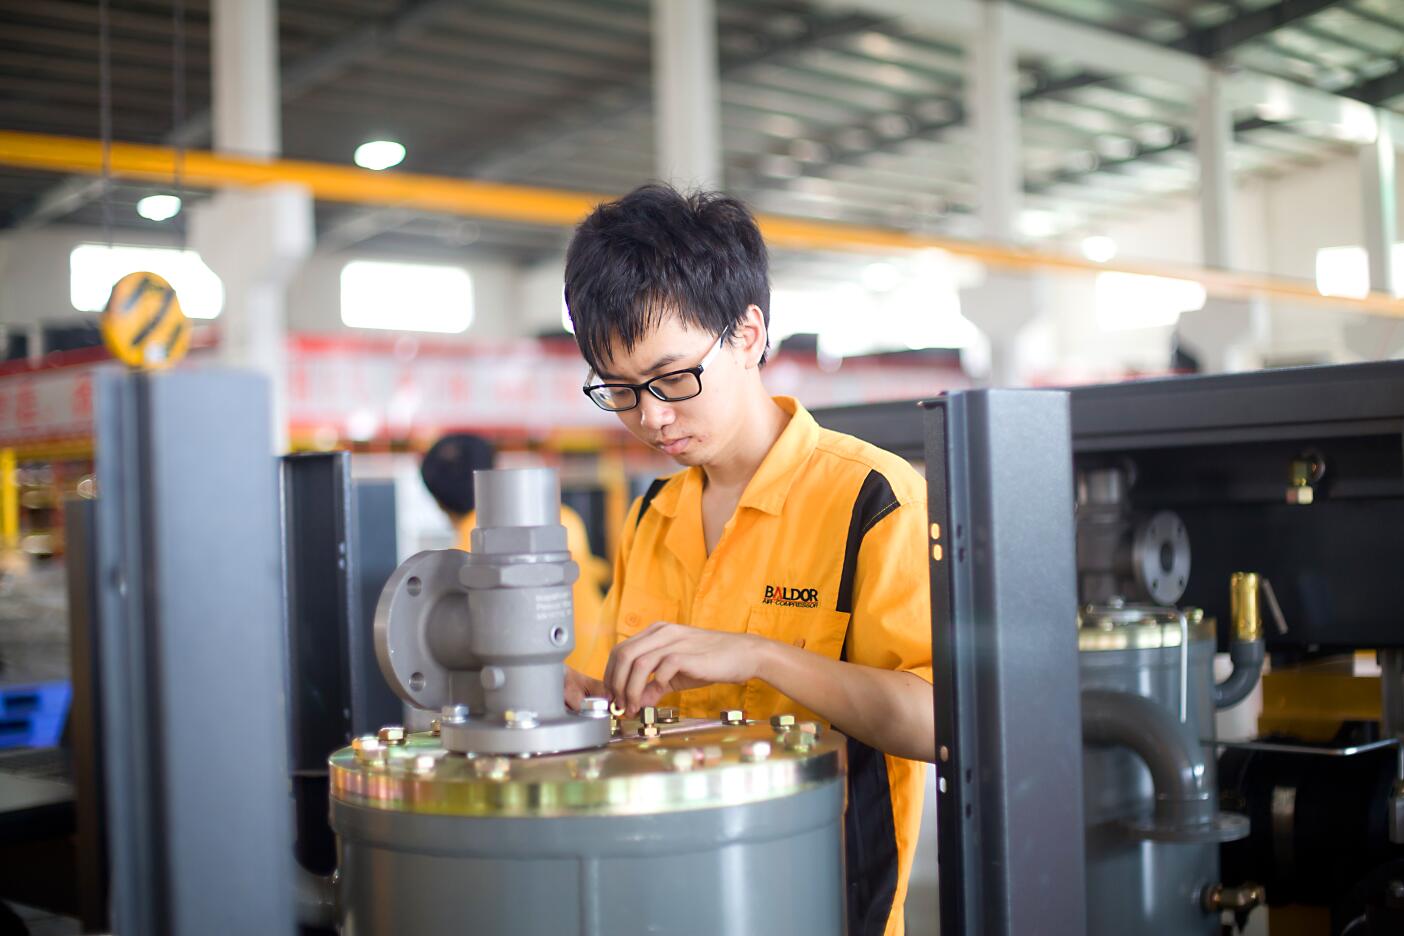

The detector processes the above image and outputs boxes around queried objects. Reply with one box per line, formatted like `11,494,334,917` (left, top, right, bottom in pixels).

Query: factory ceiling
0,0,1400,264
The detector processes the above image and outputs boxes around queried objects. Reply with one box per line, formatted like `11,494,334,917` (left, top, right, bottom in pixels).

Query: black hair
420,433,495,517
563,183,770,373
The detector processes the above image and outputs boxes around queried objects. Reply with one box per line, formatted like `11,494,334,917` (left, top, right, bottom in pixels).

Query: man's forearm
754,639,935,763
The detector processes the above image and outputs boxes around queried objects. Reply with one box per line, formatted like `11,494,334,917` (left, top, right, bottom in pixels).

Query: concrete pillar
961,272,1051,386
1196,68,1236,270
651,0,723,191
967,1,1022,244
1361,112,1397,296
212,0,280,157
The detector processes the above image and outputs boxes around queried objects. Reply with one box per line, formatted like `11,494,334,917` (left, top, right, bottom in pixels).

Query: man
420,433,608,671
561,185,934,936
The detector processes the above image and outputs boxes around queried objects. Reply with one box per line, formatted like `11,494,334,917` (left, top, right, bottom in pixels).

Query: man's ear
736,304,768,369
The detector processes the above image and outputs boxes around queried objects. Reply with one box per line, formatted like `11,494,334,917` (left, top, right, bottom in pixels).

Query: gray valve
373,467,610,755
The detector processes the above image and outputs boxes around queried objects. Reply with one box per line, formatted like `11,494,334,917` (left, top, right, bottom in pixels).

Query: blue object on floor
0,681,72,749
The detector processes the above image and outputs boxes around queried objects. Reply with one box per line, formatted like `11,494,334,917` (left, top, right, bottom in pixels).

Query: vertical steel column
967,1,1022,244
211,0,279,156
1361,114,1398,297
925,389,1086,936
1196,67,1236,270
650,0,723,191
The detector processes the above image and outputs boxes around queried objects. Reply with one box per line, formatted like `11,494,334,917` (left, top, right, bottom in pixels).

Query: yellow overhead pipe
3,129,1403,318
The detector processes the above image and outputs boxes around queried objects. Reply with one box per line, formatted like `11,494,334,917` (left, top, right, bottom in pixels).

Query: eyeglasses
582,333,725,412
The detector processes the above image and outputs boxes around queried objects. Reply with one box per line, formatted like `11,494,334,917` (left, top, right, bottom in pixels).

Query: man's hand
605,622,762,716
564,665,609,711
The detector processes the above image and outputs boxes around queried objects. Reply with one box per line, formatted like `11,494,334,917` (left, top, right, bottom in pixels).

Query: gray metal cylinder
328,719,847,936
1079,605,1243,936
475,467,560,529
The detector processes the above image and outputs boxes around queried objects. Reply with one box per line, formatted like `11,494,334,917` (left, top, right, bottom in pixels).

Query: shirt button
792,637,806,649
627,613,640,626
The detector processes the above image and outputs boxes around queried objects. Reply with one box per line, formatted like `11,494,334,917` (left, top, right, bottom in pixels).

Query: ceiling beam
1176,0,1343,58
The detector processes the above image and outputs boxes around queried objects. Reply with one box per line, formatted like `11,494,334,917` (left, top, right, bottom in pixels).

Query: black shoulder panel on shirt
835,469,900,615
635,477,669,529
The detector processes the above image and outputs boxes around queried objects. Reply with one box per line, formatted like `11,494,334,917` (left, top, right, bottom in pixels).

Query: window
1315,244,1404,300
70,243,225,319
340,260,473,333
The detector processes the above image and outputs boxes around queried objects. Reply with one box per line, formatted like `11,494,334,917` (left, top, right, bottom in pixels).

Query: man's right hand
564,665,610,711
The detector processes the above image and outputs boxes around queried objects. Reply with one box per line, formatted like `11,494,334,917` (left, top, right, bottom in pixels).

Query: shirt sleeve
574,494,643,680
845,498,934,685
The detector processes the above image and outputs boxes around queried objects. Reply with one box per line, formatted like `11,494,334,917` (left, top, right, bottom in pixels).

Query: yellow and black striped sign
100,271,191,369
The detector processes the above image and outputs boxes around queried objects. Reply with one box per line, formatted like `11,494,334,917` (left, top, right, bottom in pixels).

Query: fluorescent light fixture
70,243,224,318
353,140,406,171
340,260,473,333
1095,272,1206,331
1081,236,1118,264
136,194,182,222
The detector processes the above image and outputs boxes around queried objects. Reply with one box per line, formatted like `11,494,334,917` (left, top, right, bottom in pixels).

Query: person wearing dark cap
420,433,608,672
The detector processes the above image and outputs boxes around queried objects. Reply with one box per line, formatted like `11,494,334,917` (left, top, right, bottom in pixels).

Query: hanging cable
171,0,188,249
97,0,114,247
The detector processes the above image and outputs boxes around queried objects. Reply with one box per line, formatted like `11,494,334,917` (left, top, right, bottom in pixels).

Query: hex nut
721,709,745,726
430,718,442,736
770,714,796,730
641,706,657,725
353,736,385,765
441,703,470,724
580,697,610,718
657,706,680,723
740,740,772,763
638,724,660,739
377,725,407,745
504,709,540,730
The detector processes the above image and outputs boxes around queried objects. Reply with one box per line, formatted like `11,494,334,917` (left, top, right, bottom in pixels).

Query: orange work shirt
457,504,609,674
580,396,933,936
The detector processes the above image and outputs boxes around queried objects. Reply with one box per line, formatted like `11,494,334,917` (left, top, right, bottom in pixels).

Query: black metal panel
927,390,1086,936
350,478,400,736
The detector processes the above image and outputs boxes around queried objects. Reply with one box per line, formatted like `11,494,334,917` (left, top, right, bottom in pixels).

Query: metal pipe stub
374,468,610,756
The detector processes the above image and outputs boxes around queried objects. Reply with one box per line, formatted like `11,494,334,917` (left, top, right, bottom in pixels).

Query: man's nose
637,393,675,430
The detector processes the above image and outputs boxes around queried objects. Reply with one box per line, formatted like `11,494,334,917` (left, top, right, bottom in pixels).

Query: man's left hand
605,622,762,716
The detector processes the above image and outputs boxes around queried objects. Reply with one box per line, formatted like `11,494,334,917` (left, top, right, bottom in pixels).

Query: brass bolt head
609,700,626,717
610,717,621,737
770,714,797,730
638,724,660,738
580,697,610,718
473,756,511,780
740,740,772,763
721,709,745,726
657,706,680,723
352,735,385,764
782,730,814,752
377,725,407,745
641,706,657,725
430,718,442,736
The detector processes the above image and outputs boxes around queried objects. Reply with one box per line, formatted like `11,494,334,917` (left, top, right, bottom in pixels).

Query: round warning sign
100,271,191,369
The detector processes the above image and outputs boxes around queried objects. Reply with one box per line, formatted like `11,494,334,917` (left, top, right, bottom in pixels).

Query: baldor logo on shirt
763,584,819,609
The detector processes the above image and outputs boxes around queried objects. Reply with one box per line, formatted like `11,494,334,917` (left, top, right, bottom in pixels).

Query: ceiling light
1081,236,1117,263
136,194,182,222
354,140,406,171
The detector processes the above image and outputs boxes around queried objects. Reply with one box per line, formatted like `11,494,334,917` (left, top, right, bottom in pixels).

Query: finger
607,625,678,703
624,647,672,715
604,623,665,695
639,654,688,709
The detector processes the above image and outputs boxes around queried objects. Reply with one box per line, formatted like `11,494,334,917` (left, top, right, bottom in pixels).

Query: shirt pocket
742,603,851,721
615,589,679,640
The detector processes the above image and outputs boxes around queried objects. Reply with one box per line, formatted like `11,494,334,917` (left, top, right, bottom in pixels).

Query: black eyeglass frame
581,333,726,412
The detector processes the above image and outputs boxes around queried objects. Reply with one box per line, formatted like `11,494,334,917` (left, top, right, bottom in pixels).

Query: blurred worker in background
420,433,608,672
561,184,934,936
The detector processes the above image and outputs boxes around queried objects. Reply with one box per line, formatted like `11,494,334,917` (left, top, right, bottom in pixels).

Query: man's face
592,314,741,467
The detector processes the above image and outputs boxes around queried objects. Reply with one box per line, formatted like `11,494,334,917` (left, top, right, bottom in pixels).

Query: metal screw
721,709,745,726
441,703,470,724
641,706,657,725
609,700,625,718
610,717,620,737
473,756,511,780
504,709,539,730
352,736,385,765
377,725,407,745
638,724,660,738
740,740,772,763
580,697,610,718
657,706,680,723
770,714,796,730
430,718,442,736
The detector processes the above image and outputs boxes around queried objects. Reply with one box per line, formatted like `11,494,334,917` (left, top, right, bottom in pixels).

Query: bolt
441,703,470,724
473,756,511,780
609,700,626,718
770,714,796,730
430,718,442,736
740,740,772,763
610,717,621,737
638,724,660,739
641,706,657,725
580,697,610,718
352,735,385,765
504,709,539,730
377,725,407,745
721,709,745,726
783,729,816,752
657,706,680,723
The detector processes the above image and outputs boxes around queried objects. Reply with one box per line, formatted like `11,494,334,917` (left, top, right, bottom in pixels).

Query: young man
561,185,934,936
420,432,609,671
